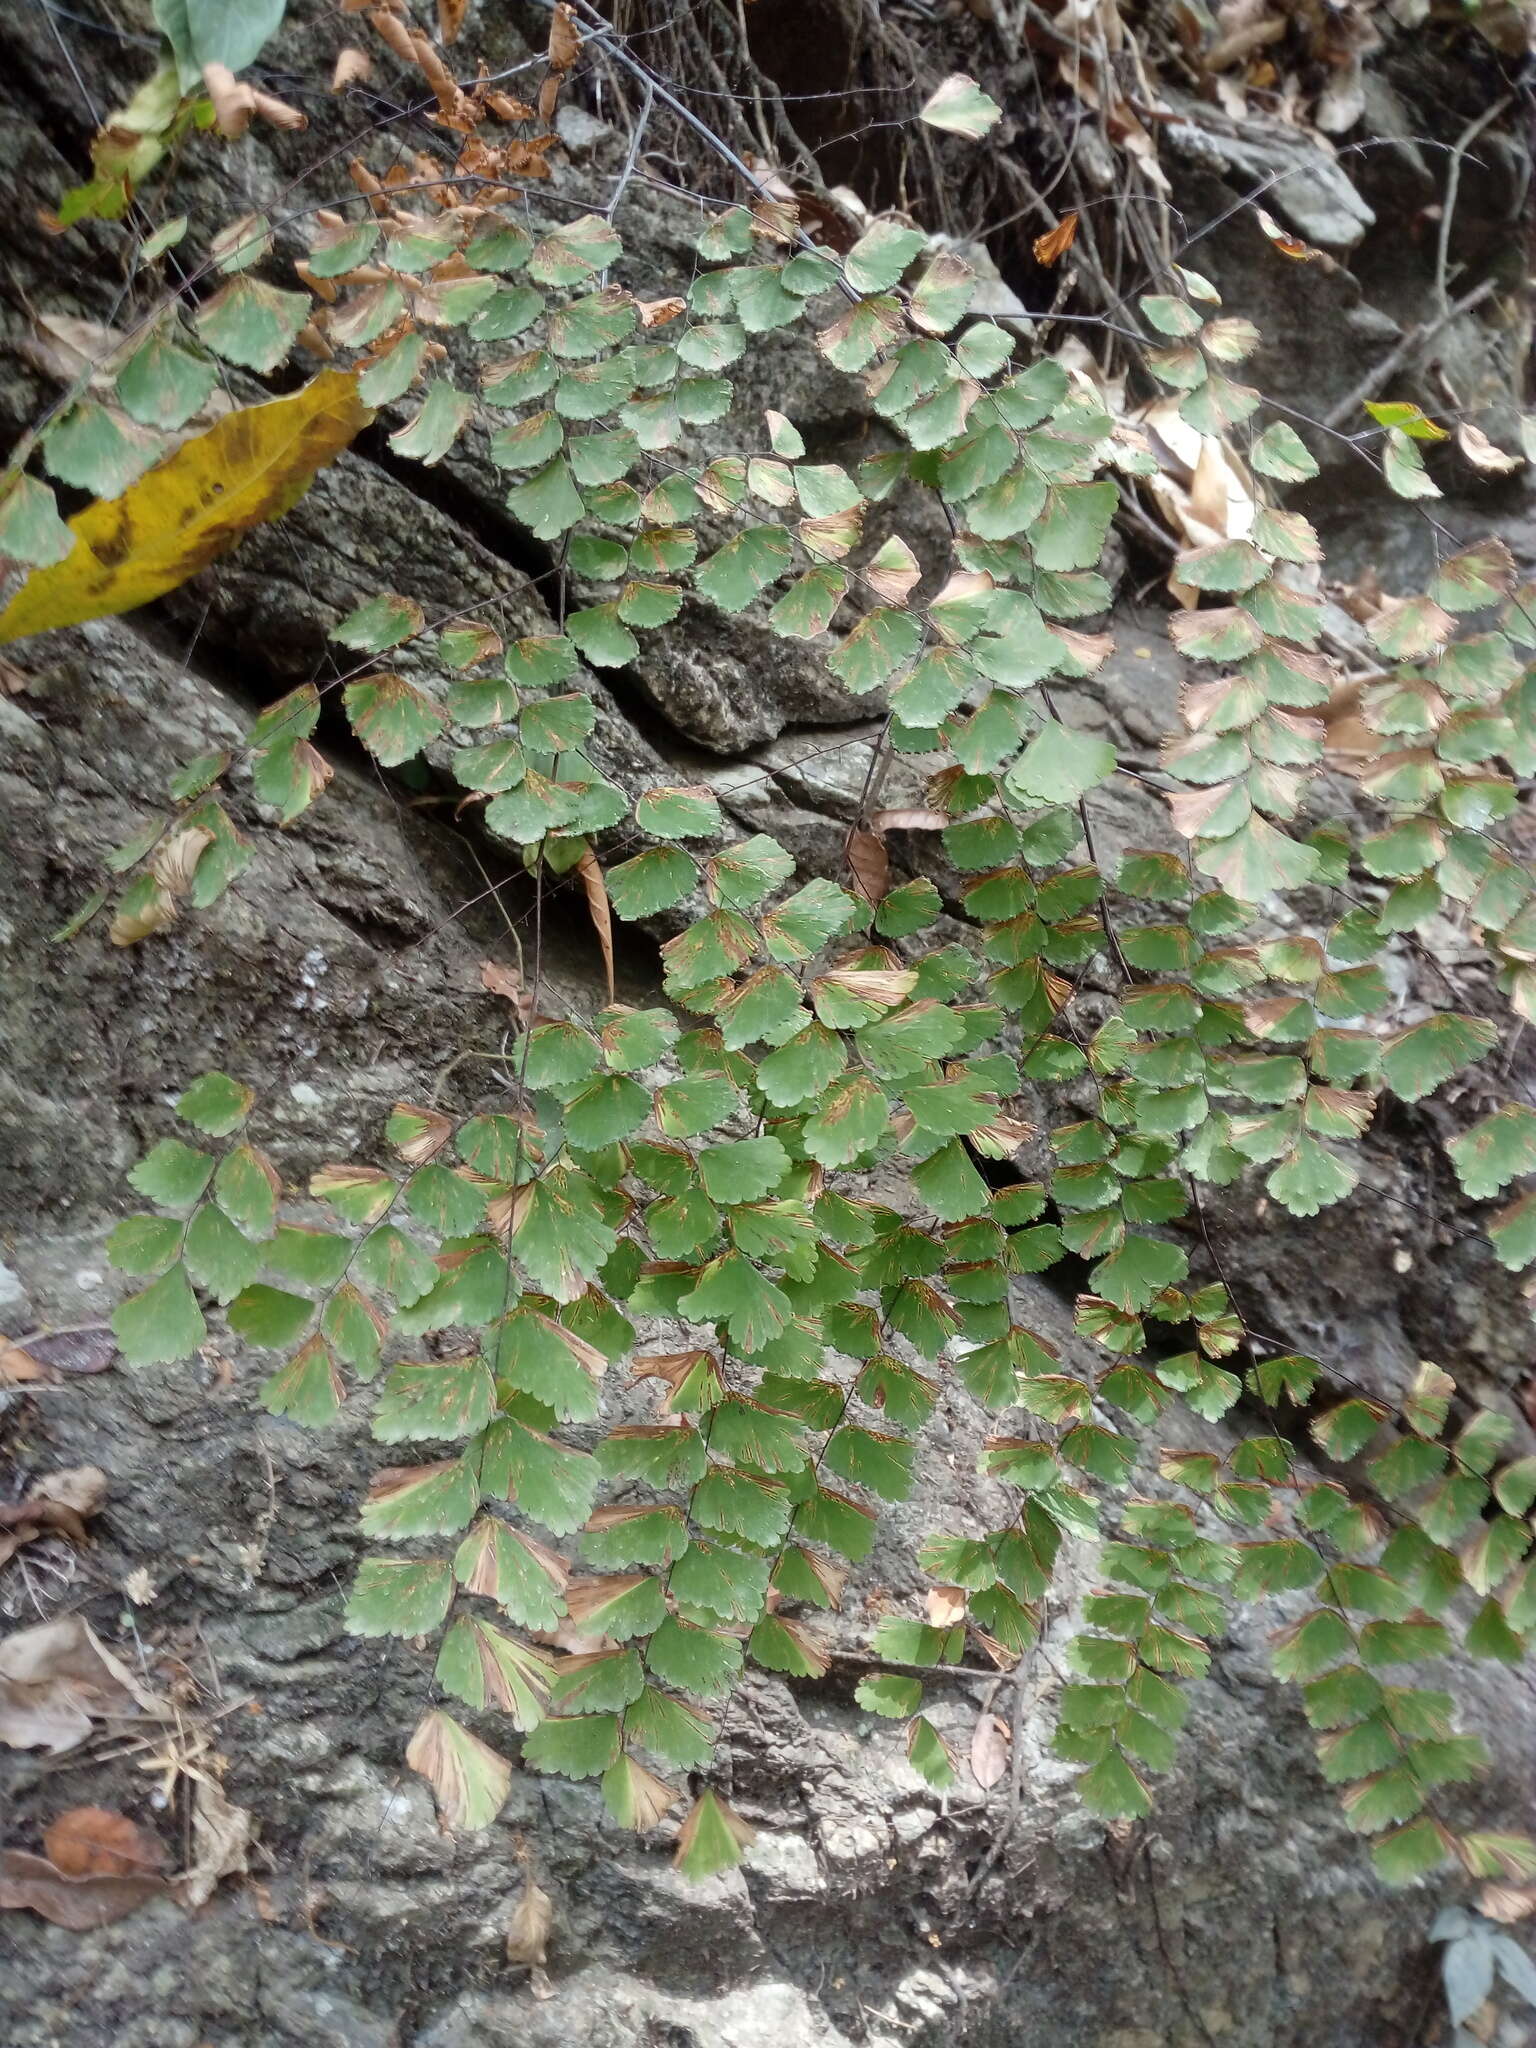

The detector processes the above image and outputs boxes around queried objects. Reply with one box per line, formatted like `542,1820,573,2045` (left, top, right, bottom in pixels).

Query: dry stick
1434,95,1514,316
1320,276,1500,432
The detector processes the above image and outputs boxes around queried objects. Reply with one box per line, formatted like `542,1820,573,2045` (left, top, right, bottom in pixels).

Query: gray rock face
4,7,1536,2048
1161,98,1377,252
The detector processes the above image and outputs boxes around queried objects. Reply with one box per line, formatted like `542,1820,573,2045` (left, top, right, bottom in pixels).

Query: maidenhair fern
7,5,1536,1893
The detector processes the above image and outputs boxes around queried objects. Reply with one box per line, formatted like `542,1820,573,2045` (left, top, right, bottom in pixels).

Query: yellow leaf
0,370,371,644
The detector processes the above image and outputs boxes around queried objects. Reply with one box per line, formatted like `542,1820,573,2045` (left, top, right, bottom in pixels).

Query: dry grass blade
575,845,615,1004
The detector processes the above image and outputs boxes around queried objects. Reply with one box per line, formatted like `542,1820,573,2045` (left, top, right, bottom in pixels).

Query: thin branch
1434,94,1513,315
1319,274,1499,431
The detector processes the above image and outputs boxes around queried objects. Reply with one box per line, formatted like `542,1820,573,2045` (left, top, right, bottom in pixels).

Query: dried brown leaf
547,1,582,71
331,47,373,91
574,845,615,1005
30,1465,108,1518
0,1342,44,1384
45,1806,164,1878
109,881,179,947
1032,211,1080,266
871,806,948,833
845,827,890,907
150,826,214,898
507,1876,553,1964
436,0,467,45
201,63,255,138
369,8,420,66
1457,422,1523,475
0,1616,168,1755
637,297,686,329
18,1326,116,1375
970,1711,1010,1789
926,1585,967,1628
0,1848,166,1929
251,90,307,132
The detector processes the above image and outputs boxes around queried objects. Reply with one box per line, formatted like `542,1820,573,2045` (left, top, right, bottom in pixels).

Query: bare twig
1434,94,1513,314
1319,275,1499,430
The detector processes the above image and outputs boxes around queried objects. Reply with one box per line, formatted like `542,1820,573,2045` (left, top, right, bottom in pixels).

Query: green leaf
699,1137,790,1206
106,1213,184,1276
1197,817,1320,902
675,1787,756,1879
332,592,424,655
0,475,72,567
1035,482,1118,572
228,1283,314,1349
1092,1234,1189,1313
802,1074,890,1167
1078,1748,1152,1819
345,1556,454,1638
828,608,923,694
480,1415,598,1535
844,221,927,293
194,277,309,374
508,1167,618,1298
260,1334,345,1426
506,457,587,541
635,785,722,840
906,1716,960,1788
1382,1014,1497,1105
694,526,792,612
343,674,446,767
129,1136,213,1208
111,1261,207,1366
433,1619,552,1732
919,73,1002,138
353,1225,438,1305
646,1616,743,1699
213,1143,278,1240
183,1202,262,1303
1449,1104,1536,1201
361,1458,478,1540
373,1357,496,1444
1006,721,1116,805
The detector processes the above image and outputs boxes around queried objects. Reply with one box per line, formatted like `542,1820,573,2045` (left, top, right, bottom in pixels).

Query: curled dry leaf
547,0,582,71
506,1876,553,1966
1479,1883,1536,1924
845,828,890,908
871,807,948,833
480,957,535,1025
0,1848,167,1930
201,63,255,139
251,90,306,132
970,1710,1011,1790
110,881,179,947
45,1805,165,1877
14,1326,116,1375
0,1340,45,1384
1457,422,1523,475
331,47,373,91
150,826,214,898
437,0,467,45
0,1615,169,1754
575,845,616,1005
926,1584,968,1628
174,1775,254,1910
1032,211,1080,266
637,297,686,329
369,8,421,66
